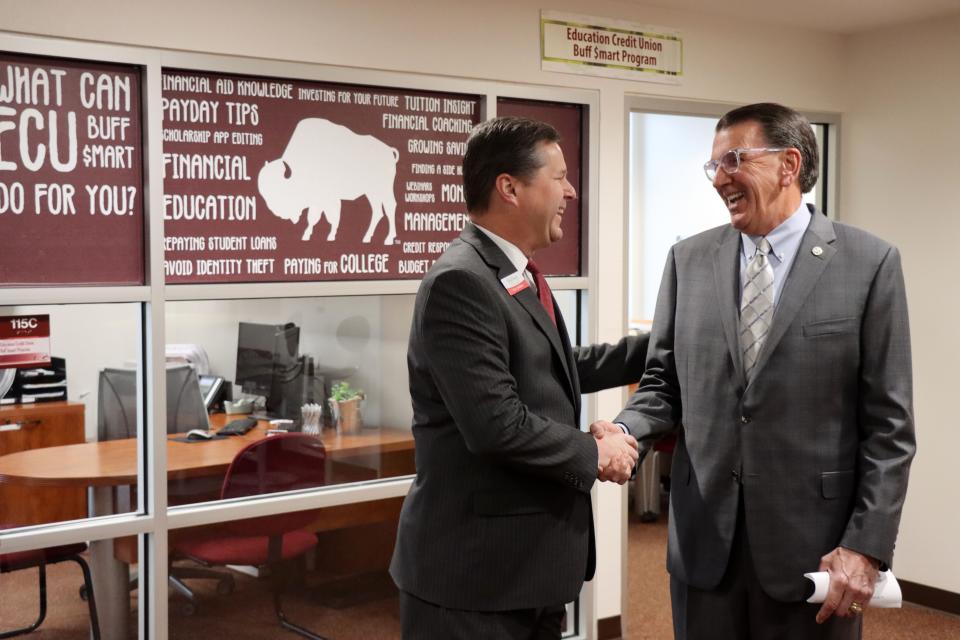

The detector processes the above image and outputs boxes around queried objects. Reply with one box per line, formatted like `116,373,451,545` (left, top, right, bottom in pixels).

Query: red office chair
0,527,101,639
173,433,327,639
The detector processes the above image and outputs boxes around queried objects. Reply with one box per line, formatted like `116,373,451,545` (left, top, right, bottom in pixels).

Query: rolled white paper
804,569,902,608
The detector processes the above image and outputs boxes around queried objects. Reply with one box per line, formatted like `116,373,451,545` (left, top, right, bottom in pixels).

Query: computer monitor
235,322,300,398
97,365,210,440
267,355,309,421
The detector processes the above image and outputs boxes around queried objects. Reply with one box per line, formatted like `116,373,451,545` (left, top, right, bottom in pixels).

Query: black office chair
96,365,234,613
0,527,101,639
97,365,211,441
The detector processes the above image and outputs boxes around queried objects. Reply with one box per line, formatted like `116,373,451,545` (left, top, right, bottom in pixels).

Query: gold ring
848,602,863,615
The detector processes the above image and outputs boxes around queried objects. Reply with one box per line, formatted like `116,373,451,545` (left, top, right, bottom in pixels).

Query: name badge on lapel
500,271,530,296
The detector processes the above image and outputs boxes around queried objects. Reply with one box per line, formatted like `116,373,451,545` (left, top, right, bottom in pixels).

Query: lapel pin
811,246,823,257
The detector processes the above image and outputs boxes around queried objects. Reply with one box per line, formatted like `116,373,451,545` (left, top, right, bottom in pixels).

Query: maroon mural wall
161,70,485,283
0,53,144,286
497,97,584,276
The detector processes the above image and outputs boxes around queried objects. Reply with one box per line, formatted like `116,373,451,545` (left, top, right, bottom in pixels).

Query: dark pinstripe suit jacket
617,207,916,601
390,223,647,611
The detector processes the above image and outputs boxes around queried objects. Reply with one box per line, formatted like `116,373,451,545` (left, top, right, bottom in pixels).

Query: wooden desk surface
0,413,414,488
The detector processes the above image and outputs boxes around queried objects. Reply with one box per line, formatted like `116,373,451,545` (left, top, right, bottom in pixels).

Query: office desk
0,415,414,487
0,417,414,639
0,402,87,525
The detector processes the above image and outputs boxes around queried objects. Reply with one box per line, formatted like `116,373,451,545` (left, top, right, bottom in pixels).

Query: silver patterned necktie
740,237,774,379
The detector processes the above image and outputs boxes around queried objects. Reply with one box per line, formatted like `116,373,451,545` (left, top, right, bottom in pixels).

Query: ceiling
638,0,960,34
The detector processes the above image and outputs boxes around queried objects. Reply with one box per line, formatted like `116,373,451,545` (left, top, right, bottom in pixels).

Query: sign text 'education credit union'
541,10,682,84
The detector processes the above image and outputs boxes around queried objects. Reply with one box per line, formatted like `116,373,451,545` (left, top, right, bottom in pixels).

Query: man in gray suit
613,103,915,639
390,117,647,639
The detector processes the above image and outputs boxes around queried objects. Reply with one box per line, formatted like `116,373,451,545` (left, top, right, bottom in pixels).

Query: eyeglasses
703,147,786,181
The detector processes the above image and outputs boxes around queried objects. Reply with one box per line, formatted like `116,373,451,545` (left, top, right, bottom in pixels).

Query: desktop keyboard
218,416,259,436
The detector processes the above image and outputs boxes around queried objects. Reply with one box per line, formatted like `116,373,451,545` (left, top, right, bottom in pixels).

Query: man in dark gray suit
390,117,647,639
613,103,915,639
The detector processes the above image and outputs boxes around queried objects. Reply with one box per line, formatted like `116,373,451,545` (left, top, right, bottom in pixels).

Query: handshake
591,420,639,484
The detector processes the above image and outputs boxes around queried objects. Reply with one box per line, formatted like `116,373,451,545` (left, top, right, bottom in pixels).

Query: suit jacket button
740,416,751,424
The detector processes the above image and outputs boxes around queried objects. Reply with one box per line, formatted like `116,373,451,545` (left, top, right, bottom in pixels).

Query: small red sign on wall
0,314,51,368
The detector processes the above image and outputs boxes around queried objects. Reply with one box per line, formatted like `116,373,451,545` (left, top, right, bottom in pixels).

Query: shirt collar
741,202,811,263
471,222,529,275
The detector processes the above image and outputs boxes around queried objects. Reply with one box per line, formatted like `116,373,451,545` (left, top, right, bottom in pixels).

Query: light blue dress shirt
739,204,812,309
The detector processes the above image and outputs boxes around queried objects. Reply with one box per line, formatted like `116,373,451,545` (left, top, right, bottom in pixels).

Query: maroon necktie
526,259,556,326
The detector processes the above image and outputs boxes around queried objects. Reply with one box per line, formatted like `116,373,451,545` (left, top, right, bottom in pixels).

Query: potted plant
328,381,364,434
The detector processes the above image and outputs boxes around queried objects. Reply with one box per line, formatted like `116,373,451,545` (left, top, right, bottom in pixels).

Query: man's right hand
594,424,639,484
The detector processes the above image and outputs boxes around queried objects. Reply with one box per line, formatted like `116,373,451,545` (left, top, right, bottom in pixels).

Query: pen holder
300,403,323,436
329,395,363,434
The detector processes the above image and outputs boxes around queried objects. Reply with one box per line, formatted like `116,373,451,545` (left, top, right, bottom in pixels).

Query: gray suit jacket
616,206,915,601
390,223,647,611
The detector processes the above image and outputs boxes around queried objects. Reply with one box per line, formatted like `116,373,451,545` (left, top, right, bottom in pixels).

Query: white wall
165,296,404,429
0,303,141,435
2,297,411,440
842,14,960,593
0,0,852,630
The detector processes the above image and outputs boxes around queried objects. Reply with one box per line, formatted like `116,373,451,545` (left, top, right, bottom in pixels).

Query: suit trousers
399,590,566,640
670,494,861,640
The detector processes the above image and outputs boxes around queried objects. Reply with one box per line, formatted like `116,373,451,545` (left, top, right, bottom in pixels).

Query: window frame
0,31,601,640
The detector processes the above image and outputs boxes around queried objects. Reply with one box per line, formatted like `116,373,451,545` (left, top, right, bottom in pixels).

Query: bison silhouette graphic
258,118,399,244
